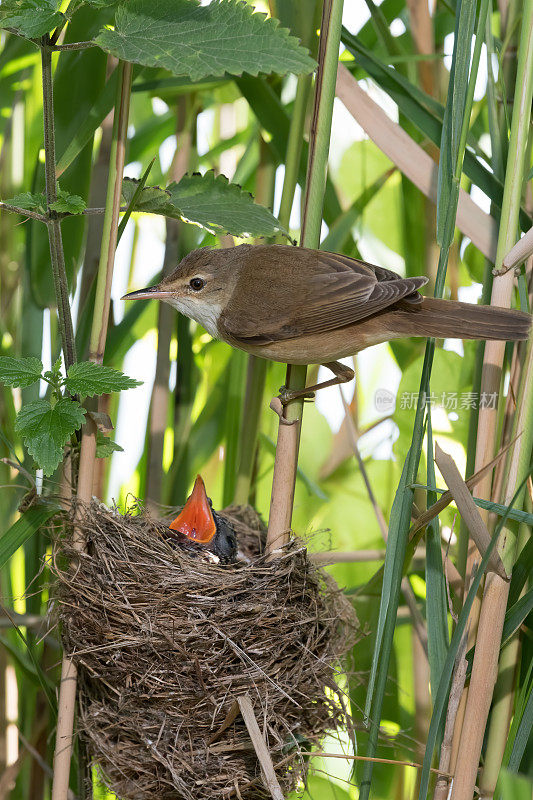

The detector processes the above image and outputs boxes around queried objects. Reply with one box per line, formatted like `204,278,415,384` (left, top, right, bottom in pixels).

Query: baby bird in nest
166,475,237,564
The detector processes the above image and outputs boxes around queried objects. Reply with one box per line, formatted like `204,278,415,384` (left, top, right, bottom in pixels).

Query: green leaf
509,533,533,607
49,188,87,214
0,356,43,388
94,0,316,81
121,171,289,238
96,431,124,458
0,0,64,38
0,505,58,569
5,191,47,213
501,588,533,647
117,158,155,244
64,361,142,397
15,399,86,476
425,414,449,700
436,0,477,246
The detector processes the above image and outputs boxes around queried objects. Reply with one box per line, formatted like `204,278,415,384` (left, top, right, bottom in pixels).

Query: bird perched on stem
166,474,237,564
124,244,530,403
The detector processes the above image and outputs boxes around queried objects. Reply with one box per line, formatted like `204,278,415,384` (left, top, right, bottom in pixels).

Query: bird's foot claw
269,396,299,424
277,386,315,404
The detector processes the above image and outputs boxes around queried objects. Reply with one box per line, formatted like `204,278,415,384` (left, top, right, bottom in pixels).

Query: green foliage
96,431,124,458
0,356,43,387
121,171,290,238
0,357,140,472
5,191,47,212
64,362,142,397
49,188,87,214
15,398,86,475
5,187,86,215
0,505,58,566
95,0,316,80
0,0,63,39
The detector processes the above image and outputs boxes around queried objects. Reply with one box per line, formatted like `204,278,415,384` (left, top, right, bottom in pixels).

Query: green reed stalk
266,0,345,550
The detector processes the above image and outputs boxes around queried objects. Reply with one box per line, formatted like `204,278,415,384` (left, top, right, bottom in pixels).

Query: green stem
277,74,312,231
453,0,490,183
233,135,276,506
233,356,268,505
89,61,133,362
266,0,345,549
41,37,76,370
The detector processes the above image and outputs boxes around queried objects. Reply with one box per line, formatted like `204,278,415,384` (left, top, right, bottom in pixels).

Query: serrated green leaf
96,431,124,458
15,399,86,476
0,0,64,38
94,0,316,81
0,356,43,388
64,362,142,397
121,171,289,238
49,188,87,214
5,191,47,213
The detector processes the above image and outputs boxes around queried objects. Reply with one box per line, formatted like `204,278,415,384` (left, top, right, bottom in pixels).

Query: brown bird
123,244,530,402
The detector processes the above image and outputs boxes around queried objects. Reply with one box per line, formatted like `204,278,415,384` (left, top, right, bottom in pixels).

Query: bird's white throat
165,296,222,340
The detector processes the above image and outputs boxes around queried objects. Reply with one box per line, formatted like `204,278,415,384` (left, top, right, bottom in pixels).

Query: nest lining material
52,501,358,800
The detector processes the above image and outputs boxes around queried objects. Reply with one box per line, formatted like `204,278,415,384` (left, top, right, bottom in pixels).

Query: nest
52,501,358,800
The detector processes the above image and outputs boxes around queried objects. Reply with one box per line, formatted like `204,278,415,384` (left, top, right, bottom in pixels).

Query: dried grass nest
52,500,359,800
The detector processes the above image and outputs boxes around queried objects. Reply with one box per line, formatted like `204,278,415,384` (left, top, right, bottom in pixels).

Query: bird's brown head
169,474,217,544
121,246,248,338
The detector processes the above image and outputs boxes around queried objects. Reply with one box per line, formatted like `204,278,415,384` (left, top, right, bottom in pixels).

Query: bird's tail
388,297,530,341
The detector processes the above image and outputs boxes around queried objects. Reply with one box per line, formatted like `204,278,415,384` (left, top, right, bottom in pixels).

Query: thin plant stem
233,356,267,505
266,0,345,552
146,99,193,509
41,37,76,370
276,74,312,231
233,136,275,506
0,203,47,221
450,3,533,794
50,60,133,800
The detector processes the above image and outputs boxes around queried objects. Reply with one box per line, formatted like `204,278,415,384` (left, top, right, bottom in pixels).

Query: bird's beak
169,475,217,543
121,285,174,301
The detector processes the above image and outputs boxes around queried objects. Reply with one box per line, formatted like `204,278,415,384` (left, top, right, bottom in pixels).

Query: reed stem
41,37,76,370
51,60,133,800
450,3,533,795
266,0,344,551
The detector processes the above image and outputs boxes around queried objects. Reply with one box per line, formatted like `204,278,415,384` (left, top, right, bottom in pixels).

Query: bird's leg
273,361,355,409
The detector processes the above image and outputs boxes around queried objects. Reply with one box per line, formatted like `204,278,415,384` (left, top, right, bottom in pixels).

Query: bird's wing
219,247,428,344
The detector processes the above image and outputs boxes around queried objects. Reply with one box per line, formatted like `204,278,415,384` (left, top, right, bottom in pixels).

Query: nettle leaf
50,189,87,215
15,399,86,476
0,356,43,388
64,362,142,397
0,0,64,38
96,431,124,458
121,172,289,238
94,0,316,81
6,192,47,213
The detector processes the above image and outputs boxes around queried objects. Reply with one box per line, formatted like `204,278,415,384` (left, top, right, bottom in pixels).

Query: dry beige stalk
237,696,285,800
435,444,508,579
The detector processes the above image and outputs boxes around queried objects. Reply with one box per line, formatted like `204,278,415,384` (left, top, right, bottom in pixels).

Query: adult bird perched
124,244,530,402
166,474,237,564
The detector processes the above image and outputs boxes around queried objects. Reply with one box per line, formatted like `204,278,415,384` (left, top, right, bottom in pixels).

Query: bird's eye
189,277,205,291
